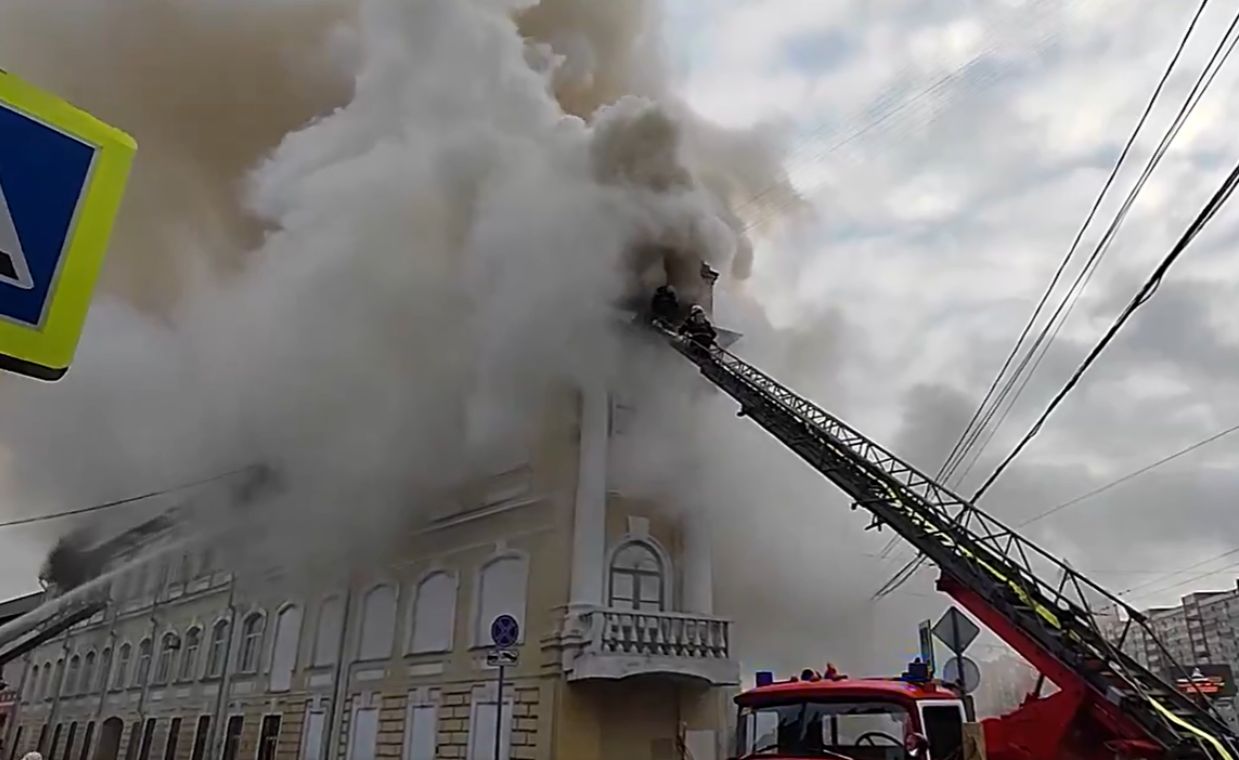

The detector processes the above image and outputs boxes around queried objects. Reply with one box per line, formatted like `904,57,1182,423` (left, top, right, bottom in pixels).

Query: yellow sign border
0,70,135,380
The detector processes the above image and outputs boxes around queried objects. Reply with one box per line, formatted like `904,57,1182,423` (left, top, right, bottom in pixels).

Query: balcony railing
598,609,730,660
552,606,737,685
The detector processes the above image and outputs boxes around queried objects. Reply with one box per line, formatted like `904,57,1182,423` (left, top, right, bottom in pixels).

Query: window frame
606,538,671,612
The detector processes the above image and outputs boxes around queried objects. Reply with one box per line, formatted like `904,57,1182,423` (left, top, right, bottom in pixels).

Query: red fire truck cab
733,663,967,760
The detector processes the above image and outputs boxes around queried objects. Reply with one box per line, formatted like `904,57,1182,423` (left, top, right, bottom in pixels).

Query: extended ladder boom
661,330,1238,760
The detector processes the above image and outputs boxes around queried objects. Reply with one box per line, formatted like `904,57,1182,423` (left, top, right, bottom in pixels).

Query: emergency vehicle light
755,671,774,687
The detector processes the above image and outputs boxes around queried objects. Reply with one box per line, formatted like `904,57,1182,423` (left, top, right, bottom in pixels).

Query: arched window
270,605,303,692
82,652,96,696
178,628,201,681
112,645,131,691
66,655,81,697
51,658,65,700
38,662,51,701
475,555,527,644
153,633,179,684
239,612,265,673
357,585,396,661
26,665,38,702
312,597,343,667
134,639,153,686
206,620,230,677
608,541,666,611
408,572,456,654
97,649,112,694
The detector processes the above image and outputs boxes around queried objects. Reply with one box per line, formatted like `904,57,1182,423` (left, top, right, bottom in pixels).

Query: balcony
549,606,738,685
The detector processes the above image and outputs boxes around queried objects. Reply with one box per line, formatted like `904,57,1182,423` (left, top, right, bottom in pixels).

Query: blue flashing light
755,671,774,687
901,659,932,684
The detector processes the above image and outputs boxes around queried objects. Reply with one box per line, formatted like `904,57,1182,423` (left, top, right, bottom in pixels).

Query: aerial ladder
654,324,1239,760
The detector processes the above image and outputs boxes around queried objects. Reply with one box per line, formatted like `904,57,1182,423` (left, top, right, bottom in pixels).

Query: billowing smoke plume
0,0,797,581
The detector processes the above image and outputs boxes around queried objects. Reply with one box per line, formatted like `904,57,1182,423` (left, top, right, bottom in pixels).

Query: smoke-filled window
82,652,96,696
179,628,201,681
112,645,131,691
608,541,665,612
66,655,81,697
135,639,153,686
206,621,230,678
474,555,527,645
239,613,266,674
97,649,111,694
154,633,178,684
408,572,456,654
51,658,65,700
357,585,397,661
270,605,303,692
313,597,343,667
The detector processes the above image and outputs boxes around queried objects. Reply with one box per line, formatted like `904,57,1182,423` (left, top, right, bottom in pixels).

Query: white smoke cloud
0,0,802,592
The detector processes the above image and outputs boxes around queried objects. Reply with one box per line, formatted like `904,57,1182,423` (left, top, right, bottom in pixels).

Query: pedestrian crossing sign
0,69,136,380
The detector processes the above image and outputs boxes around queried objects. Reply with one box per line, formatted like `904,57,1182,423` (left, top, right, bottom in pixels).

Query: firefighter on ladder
679,304,717,348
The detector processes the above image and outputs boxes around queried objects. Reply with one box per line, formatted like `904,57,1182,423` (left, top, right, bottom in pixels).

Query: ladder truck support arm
653,330,1239,760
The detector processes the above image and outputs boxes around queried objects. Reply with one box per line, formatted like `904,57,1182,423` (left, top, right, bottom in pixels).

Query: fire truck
650,322,1239,760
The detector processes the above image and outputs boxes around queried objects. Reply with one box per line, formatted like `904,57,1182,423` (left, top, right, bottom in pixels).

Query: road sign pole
493,663,505,760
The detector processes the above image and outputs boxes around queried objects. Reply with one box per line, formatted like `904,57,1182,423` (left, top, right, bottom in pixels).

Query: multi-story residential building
5,270,739,760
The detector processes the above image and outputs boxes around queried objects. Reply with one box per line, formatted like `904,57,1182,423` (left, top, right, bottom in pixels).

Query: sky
658,0,1239,617
2,0,1239,659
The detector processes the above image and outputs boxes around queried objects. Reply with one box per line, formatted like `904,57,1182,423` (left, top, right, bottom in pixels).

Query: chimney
699,261,719,316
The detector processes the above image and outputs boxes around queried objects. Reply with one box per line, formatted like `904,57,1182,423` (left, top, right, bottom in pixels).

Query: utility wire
0,467,255,531
1015,421,1239,529
971,154,1239,501
934,0,1212,485
947,7,1239,489
876,151,1239,600
1122,553,1239,602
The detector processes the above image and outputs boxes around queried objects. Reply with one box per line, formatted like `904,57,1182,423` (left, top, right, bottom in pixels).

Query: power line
947,6,1239,489
877,148,1239,600
1122,552,1239,602
1015,421,1239,529
0,467,255,531
971,150,1239,501
935,0,1213,485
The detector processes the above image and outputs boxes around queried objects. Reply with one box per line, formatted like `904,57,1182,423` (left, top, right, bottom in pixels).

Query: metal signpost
488,614,519,760
933,607,982,720
0,69,136,380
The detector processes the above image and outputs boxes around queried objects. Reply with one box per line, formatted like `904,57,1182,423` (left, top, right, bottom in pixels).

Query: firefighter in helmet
680,304,717,347
650,285,679,324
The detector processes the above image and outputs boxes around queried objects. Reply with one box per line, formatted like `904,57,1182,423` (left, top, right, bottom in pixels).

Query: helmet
690,305,706,315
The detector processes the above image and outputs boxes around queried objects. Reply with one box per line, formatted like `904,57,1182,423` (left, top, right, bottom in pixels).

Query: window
357,586,396,661
270,606,303,692
300,710,325,760
608,542,665,611
125,721,140,760
27,665,38,702
239,613,265,673
738,700,910,757
112,645,131,691
190,717,211,760
137,719,156,760
82,652,96,696
312,597,343,667
206,621,230,678
97,649,112,694
63,723,78,760
49,724,63,760
256,715,281,760
65,656,81,697
51,659,65,700
408,573,456,654
921,704,964,760
154,633,179,685
39,662,51,701
134,640,153,687
346,709,378,760
179,629,202,681
403,702,437,760
475,556,527,644
221,717,243,760
78,722,95,760
163,718,182,760
467,698,511,760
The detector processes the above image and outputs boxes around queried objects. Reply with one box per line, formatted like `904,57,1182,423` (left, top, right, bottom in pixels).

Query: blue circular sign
490,614,520,648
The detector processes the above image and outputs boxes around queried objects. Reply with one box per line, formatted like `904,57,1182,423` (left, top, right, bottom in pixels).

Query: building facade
6,276,739,760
